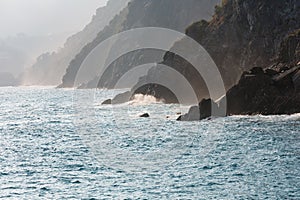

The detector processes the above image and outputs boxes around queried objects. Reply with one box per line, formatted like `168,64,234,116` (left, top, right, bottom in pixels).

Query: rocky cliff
178,28,300,120
132,0,300,103
59,0,221,88
22,0,130,85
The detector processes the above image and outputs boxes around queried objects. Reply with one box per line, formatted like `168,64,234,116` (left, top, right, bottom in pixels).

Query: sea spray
127,94,164,106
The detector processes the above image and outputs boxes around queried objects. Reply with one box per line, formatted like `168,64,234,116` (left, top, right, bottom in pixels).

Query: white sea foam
127,94,164,106
229,113,300,122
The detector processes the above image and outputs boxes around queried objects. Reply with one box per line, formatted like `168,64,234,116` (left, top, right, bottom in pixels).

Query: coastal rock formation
178,26,300,120
23,0,130,85
178,64,300,121
59,0,221,88
132,0,300,103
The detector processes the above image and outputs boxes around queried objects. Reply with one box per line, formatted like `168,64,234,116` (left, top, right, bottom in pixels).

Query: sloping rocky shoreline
178,26,300,120
178,64,300,121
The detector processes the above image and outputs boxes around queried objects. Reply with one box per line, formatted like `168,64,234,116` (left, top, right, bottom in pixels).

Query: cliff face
178,28,300,120
59,0,221,88
186,0,300,88
22,0,130,85
226,29,300,115
131,0,300,104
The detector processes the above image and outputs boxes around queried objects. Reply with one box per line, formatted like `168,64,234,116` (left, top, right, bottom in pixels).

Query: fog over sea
0,87,299,199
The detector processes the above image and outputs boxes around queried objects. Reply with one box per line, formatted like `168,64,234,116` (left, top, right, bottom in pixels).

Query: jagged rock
199,99,217,120
177,106,199,121
177,99,220,121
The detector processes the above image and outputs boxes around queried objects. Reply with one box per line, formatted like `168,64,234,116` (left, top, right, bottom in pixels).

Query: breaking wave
127,94,164,105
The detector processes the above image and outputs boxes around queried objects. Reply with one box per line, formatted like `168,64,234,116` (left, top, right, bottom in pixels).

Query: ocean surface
0,87,299,199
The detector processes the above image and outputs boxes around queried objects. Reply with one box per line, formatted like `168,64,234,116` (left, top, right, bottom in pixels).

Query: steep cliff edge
178,28,300,120
22,0,130,85
133,0,300,103
59,0,221,88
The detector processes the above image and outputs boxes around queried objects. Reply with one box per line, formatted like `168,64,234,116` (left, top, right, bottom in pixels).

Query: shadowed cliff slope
133,0,300,103
178,25,300,120
22,0,130,85
59,0,221,88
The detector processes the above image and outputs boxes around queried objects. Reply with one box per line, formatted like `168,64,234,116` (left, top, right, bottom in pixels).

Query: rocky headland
108,0,300,120
58,0,221,88
178,28,300,120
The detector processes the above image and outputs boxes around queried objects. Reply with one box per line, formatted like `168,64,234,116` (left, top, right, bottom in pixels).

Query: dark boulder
111,91,132,104
177,106,200,121
177,99,220,121
140,113,150,118
199,99,218,120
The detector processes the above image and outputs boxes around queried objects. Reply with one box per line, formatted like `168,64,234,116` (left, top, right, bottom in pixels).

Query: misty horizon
0,0,109,81
0,0,109,38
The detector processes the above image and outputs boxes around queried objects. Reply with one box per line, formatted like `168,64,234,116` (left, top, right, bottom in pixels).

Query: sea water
0,87,299,199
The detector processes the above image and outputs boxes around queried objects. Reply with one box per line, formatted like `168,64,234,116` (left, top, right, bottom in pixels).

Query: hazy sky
0,0,109,77
0,0,109,38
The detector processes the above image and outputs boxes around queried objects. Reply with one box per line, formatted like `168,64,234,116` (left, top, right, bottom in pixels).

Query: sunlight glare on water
0,87,299,199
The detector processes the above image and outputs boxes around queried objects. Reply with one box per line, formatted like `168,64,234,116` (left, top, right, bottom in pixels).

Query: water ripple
0,87,299,199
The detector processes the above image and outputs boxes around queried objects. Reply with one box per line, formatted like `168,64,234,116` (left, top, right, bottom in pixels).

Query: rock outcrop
177,99,220,121
178,64,300,121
